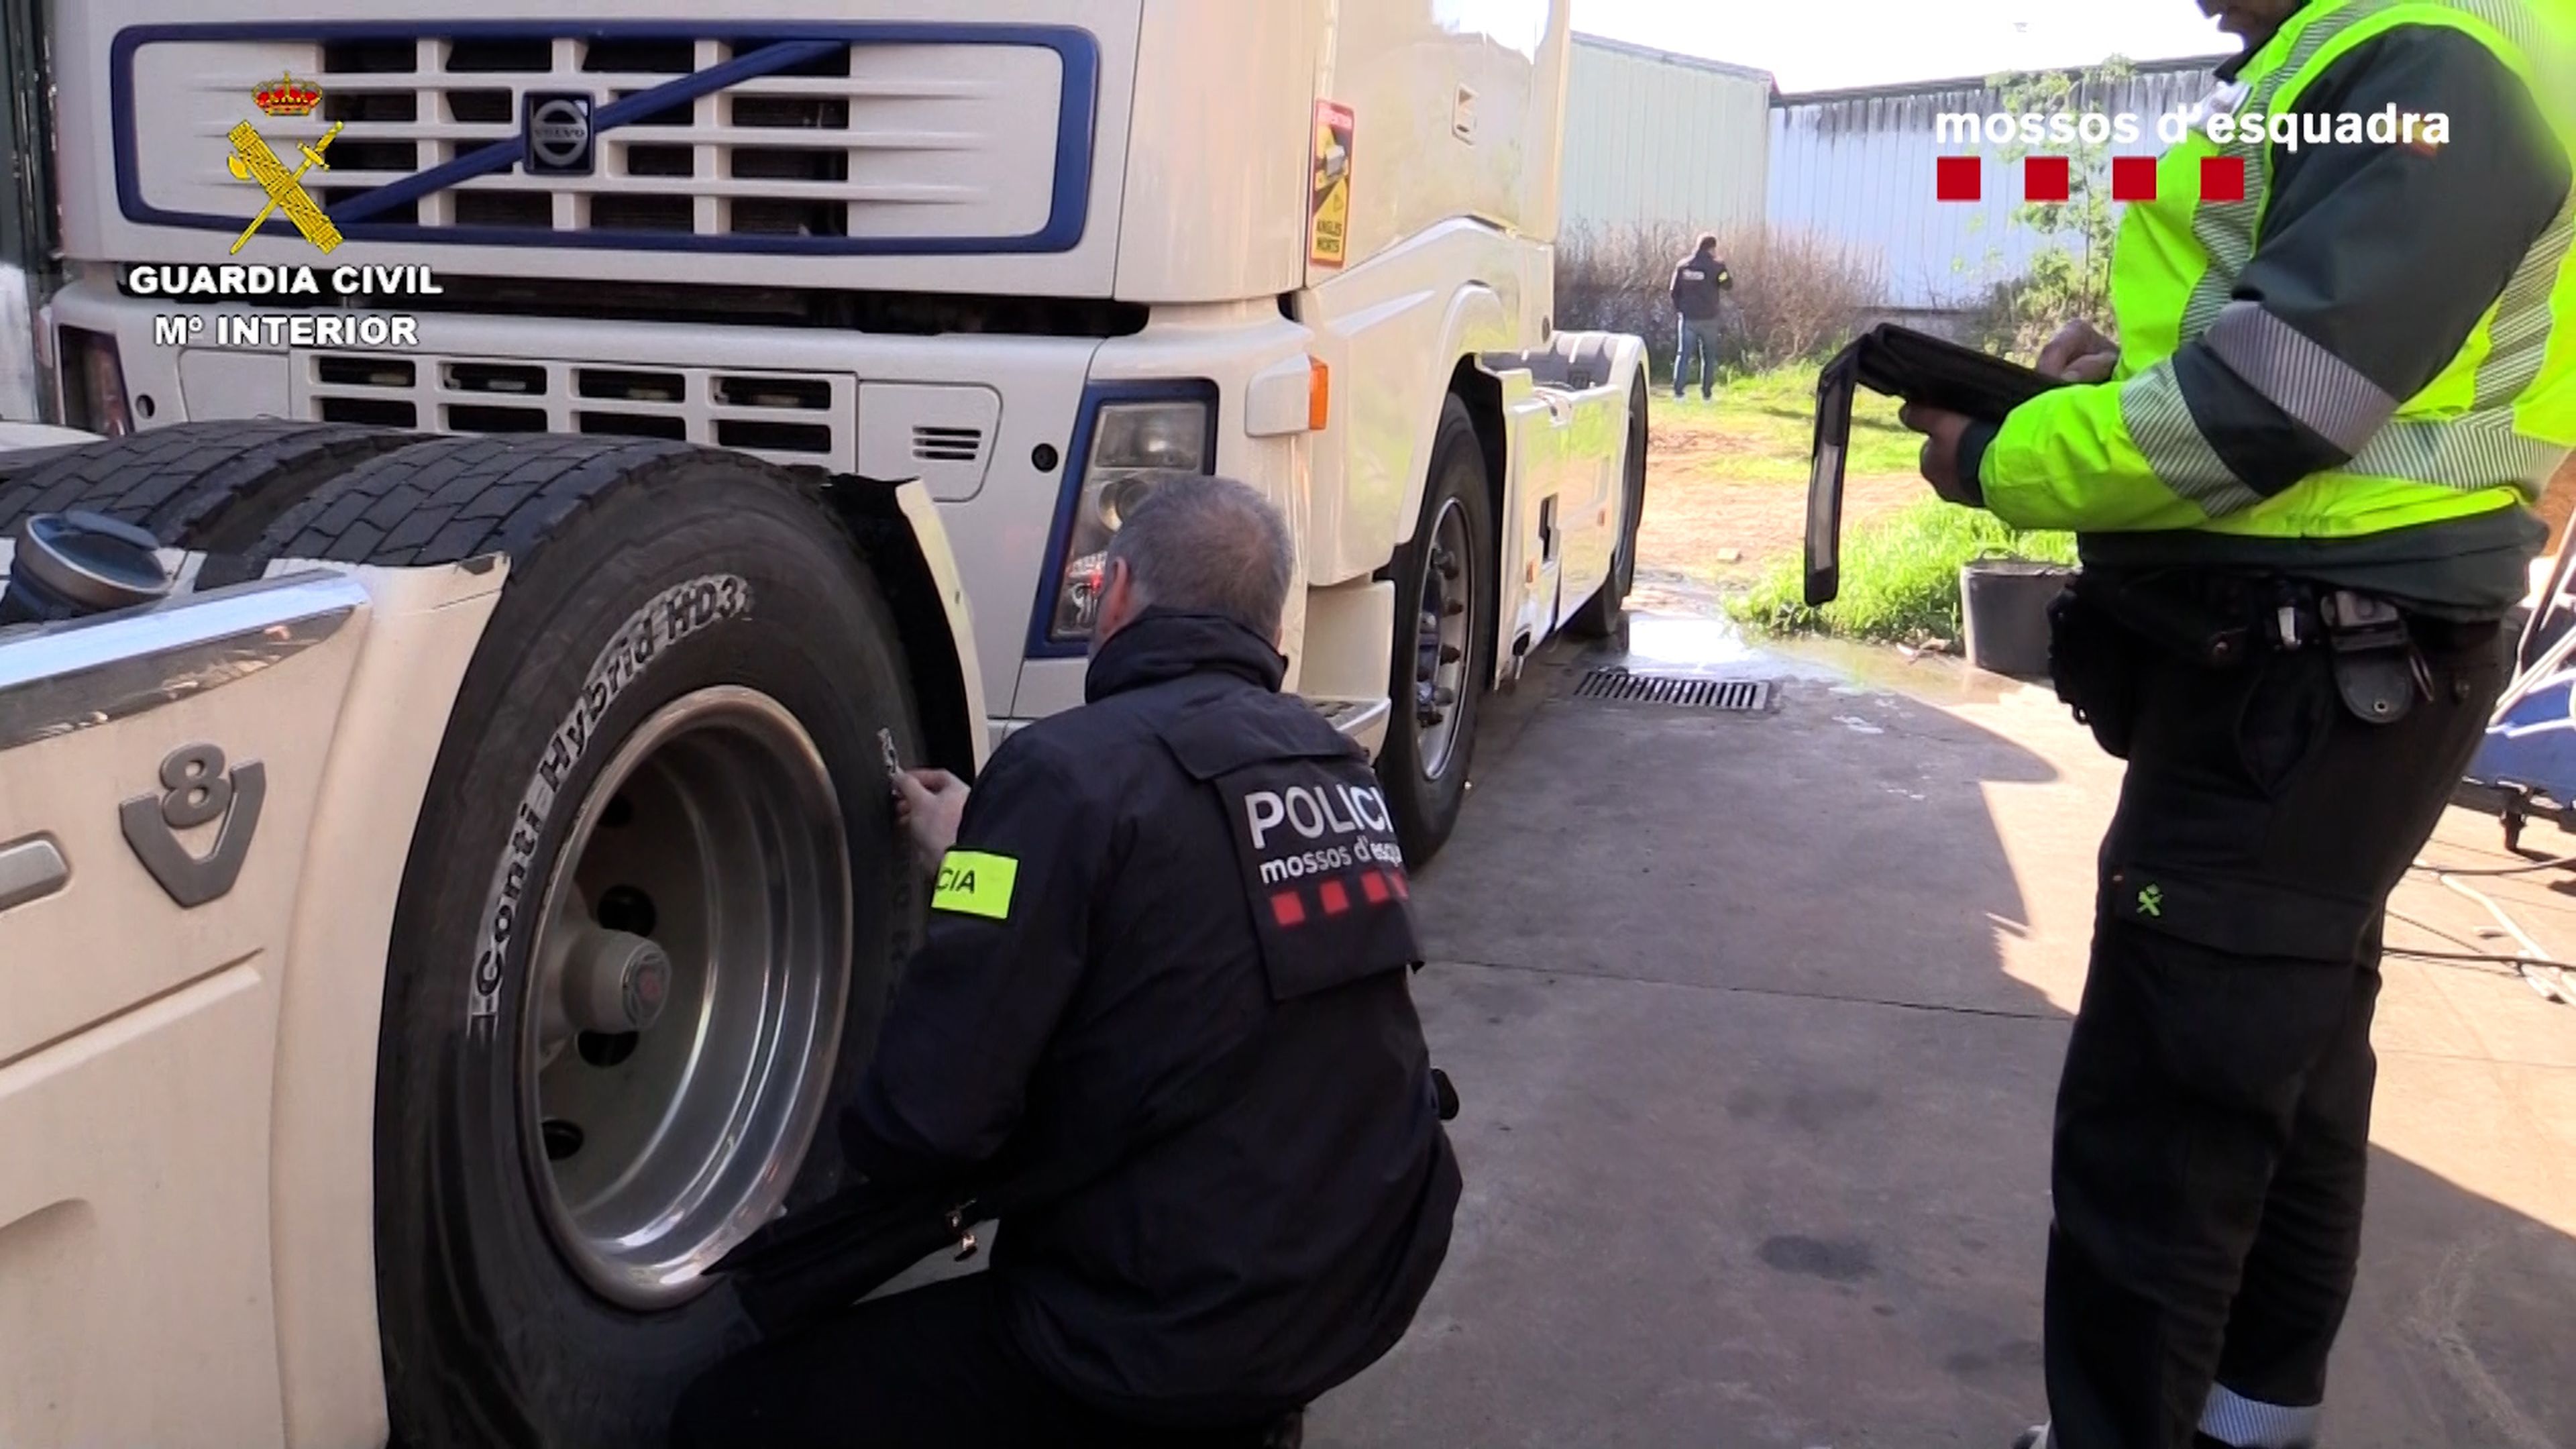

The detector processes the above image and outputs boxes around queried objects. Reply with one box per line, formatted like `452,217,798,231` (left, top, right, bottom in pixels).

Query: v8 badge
121,743,266,908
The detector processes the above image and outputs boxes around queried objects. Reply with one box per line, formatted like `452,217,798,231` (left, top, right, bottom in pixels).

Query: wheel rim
517,686,852,1309
1413,494,1474,779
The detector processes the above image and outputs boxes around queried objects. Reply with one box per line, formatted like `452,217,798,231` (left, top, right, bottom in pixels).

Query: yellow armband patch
932,851,1018,920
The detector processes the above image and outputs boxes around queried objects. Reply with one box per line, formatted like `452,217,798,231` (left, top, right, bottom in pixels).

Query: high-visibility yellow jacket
1968,0,2576,613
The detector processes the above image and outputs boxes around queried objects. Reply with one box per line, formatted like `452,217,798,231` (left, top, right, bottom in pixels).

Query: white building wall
1559,34,1770,239
1766,62,2223,312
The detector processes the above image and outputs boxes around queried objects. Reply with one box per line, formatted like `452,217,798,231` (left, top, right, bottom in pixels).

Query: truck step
1301,694,1392,757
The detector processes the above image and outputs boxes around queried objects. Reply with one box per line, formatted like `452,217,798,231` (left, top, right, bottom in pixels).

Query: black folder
709,1179,977,1338
1805,326,2071,606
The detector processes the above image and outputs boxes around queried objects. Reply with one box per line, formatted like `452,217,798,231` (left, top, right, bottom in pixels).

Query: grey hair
1104,473,1295,639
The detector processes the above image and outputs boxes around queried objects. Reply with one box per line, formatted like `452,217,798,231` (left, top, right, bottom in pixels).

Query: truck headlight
1045,393,1215,643
58,327,133,437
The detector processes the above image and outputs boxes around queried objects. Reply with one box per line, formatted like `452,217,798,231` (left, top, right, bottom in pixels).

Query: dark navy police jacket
843,608,1462,1427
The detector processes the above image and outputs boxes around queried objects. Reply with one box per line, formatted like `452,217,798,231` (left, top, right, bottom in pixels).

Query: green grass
1729,499,2078,644
1658,364,1921,484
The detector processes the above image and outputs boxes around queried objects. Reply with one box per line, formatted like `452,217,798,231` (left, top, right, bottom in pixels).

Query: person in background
672,474,1461,1449
1670,233,1733,402
1898,0,2574,1444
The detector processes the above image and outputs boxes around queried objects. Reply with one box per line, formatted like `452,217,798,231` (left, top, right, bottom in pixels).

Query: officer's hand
1898,402,1981,506
2037,319,2119,384
893,768,969,866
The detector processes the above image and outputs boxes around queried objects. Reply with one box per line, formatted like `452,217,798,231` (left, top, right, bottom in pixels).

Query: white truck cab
1,4,1646,1446
41,0,1648,856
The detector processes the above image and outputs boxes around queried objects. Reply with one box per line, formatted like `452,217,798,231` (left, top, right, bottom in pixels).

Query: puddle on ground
1620,612,1845,683
1774,631,2017,705
1617,575,2021,706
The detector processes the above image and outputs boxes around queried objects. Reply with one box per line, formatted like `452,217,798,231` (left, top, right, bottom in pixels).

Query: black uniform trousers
2041,575,2508,1449
669,1272,1296,1449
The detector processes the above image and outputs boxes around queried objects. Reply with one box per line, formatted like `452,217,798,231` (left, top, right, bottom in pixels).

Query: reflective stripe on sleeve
2474,197,2575,407
2346,411,2571,496
2118,362,2269,516
2204,301,2400,456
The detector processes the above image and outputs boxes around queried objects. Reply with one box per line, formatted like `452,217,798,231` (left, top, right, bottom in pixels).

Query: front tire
1377,396,1497,864
257,437,924,1447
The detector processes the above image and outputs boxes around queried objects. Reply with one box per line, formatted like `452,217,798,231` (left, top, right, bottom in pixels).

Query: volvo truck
0,3,1647,1445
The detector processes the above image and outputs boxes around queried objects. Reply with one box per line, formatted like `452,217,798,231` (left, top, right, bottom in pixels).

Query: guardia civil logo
225,71,344,254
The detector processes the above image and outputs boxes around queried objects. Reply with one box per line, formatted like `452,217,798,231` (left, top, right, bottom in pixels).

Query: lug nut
561,924,674,1036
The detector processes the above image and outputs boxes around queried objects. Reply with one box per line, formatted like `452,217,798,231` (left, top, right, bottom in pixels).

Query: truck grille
114,23,1093,254
305,354,852,470
912,426,985,464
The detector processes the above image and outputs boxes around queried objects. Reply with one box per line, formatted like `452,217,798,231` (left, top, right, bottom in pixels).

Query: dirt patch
1647,418,1764,461
1638,464,1922,588
1633,376,1928,586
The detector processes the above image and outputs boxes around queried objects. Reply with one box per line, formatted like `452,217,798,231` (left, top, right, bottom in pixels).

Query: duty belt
2220,584,2432,725
2082,572,2434,727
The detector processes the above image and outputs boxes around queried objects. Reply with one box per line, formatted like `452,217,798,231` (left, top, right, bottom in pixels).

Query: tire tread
0,421,419,547
250,434,711,571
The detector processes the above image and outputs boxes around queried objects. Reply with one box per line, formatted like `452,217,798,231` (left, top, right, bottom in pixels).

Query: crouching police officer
1899,1,2575,1446
672,474,1462,1448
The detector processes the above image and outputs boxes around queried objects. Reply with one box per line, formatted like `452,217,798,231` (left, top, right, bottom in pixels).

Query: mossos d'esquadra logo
225,70,344,254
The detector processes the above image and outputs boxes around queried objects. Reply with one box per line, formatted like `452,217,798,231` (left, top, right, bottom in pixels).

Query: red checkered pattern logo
2023,156,2071,203
1939,154,2203,204
1268,868,1410,928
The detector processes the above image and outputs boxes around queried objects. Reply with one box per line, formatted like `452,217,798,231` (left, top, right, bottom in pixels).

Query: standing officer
1899,1,2575,1446
672,474,1462,1448
1671,232,1735,401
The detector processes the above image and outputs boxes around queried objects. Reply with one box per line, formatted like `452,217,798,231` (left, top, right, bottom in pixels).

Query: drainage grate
1572,669,1770,711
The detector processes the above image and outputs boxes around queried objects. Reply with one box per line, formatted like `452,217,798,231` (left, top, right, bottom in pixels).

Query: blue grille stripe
329,38,847,225
108,20,1100,256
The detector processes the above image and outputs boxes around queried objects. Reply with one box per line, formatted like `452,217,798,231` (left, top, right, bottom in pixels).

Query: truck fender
1390,282,1516,551
0,552,509,1449
890,481,989,774
824,478,990,778
266,557,512,1449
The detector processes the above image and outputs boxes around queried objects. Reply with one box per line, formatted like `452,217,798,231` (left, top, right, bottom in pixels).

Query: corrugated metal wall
1766,62,2220,311
1559,34,1770,237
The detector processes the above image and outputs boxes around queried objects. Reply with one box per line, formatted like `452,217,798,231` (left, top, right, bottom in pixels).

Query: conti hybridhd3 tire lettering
246,435,927,1448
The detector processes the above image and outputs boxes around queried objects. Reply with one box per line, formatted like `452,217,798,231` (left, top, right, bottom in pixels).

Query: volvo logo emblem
523,93,596,176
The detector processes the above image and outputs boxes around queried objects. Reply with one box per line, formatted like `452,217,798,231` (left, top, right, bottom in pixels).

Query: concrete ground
1309,613,2576,1449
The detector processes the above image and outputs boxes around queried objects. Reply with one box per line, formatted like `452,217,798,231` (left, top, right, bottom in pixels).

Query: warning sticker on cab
1309,99,1355,270
933,850,1019,920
